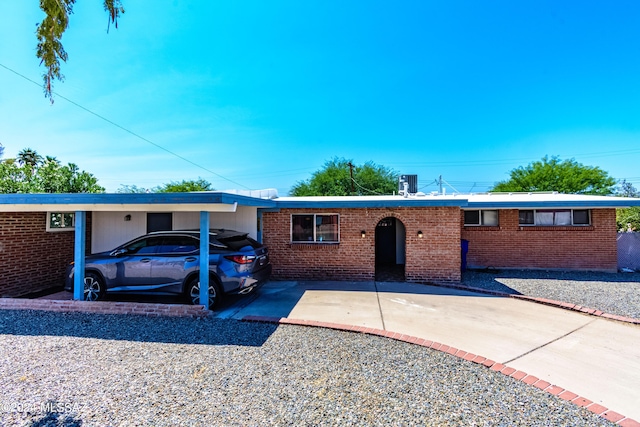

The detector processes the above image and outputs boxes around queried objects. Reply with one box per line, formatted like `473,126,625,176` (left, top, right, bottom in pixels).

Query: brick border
0,298,210,318
425,282,640,325
242,315,640,427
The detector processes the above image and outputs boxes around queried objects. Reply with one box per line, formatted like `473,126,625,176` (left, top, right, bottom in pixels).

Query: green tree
0,149,104,193
116,184,152,193
290,158,398,196
37,0,125,101
156,178,213,193
17,148,44,167
616,180,640,232
491,156,616,195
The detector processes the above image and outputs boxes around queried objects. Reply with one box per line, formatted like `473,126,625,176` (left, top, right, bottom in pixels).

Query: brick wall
461,209,618,272
0,212,91,297
262,207,461,283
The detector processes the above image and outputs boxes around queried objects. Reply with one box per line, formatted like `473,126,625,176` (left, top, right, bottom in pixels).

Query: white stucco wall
91,206,258,253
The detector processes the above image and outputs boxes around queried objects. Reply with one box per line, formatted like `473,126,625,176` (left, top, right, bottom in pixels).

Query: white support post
199,211,210,309
73,211,86,301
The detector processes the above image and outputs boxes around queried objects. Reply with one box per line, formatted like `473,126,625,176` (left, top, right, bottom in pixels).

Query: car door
114,236,162,287
148,235,200,293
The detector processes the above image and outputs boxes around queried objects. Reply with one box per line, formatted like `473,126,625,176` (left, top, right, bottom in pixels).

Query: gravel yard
462,269,640,320
0,310,616,427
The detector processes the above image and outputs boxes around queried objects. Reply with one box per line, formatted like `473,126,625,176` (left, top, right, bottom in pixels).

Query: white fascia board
0,203,238,213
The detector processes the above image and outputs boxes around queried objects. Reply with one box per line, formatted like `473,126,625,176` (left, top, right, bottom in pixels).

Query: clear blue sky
1,1,640,195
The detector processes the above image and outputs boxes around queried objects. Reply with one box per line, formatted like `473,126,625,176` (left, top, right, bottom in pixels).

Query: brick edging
426,282,640,325
242,315,640,427
0,298,210,318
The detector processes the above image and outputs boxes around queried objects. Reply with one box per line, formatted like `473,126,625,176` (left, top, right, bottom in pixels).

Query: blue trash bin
461,239,469,272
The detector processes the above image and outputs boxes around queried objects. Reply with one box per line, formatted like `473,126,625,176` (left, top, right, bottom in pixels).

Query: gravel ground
0,310,616,427
462,269,640,319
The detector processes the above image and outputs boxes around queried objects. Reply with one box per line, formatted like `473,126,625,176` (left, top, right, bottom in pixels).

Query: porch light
417,230,423,238
361,230,366,238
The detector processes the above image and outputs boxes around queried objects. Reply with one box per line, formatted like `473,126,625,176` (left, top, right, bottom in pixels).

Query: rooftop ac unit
398,174,418,195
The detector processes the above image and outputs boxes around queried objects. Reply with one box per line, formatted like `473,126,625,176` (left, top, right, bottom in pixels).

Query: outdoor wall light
417,230,423,238
361,230,366,238
124,214,132,221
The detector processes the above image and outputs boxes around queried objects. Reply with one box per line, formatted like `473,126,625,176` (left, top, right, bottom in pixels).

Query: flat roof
271,193,640,209
272,195,468,208
464,193,640,209
1,191,639,212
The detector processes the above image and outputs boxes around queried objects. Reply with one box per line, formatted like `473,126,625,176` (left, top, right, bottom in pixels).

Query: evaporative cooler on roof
398,175,418,194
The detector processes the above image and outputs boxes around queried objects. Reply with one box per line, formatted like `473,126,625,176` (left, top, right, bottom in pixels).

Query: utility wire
0,62,250,190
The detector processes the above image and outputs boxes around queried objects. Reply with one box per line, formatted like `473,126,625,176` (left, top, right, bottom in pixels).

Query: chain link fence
617,232,640,271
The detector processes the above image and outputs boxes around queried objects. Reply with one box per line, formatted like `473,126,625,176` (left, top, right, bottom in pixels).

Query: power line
0,62,250,190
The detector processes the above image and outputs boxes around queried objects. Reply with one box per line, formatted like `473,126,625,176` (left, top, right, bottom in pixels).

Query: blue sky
1,1,640,195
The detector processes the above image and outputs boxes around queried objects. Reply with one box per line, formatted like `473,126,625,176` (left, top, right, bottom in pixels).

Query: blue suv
64,229,272,308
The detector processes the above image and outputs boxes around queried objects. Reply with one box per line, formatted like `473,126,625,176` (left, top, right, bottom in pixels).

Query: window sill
289,242,340,249
46,228,75,233
463,226,501,231
518,226,594,231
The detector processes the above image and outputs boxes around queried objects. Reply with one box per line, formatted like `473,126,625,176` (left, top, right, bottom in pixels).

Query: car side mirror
110,248,128,257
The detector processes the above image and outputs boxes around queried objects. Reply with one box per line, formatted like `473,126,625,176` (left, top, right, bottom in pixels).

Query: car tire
84,272,105,301
186,276,221,309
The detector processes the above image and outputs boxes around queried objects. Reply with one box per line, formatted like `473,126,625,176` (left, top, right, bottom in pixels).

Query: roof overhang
464,194,640,210
0,192,277,213
273,195,469,209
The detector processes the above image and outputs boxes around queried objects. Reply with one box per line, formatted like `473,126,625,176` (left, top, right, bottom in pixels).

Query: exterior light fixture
124,214,132,221
417,230,423,238
361,230,366,238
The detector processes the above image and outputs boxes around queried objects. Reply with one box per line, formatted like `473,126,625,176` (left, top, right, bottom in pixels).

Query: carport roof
0,192,277,212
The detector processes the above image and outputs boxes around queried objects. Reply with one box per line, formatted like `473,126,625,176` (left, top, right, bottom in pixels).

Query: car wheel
84,272,104,301
186,276,221,309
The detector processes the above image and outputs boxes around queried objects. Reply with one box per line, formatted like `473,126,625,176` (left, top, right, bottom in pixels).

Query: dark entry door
147,213,173,233
375,218,396,264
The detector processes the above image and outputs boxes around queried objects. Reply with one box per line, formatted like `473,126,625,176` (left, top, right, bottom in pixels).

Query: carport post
73,211,86,301
199,211,210,310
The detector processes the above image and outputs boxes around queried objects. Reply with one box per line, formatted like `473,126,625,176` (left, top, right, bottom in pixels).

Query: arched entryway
375,217,406,281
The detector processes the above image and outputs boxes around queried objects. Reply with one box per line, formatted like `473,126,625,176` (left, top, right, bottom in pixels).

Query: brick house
1,191,638,298
262,193,636,283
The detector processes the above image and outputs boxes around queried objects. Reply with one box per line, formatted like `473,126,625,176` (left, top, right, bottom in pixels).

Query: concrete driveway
214,280,640,423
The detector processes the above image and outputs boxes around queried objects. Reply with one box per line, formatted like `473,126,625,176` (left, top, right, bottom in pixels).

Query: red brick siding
0,212,92,297
460,209,617,272
262,207,461,283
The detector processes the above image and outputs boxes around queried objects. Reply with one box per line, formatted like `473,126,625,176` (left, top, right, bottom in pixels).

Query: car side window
125,237,163,255
156,236,199,254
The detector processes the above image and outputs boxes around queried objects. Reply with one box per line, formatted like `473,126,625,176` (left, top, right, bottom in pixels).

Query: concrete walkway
214,280,640,423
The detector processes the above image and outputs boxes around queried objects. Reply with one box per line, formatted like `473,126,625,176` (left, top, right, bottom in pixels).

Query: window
464,210,499,226
291,214,339,243
124,237,163,255
519,209,591,226
47,212,75,232
156,236,199,254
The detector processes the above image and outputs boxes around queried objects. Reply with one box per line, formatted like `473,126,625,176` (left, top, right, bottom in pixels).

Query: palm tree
17,148,43,167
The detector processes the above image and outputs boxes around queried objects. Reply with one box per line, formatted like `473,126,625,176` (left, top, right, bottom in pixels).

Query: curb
0,298,210,318
242,315,640,427
426,282,640,325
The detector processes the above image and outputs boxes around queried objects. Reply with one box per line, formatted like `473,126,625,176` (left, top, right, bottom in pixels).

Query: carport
0,192,276,309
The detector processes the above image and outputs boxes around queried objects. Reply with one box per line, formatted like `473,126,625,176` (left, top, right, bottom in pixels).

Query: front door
147,213,172,233
375,217,406,281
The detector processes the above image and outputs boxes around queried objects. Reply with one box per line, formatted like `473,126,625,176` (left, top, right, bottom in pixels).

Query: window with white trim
291,214,339,243
47,212,75,232
464,210,499,226
518,209,591,226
